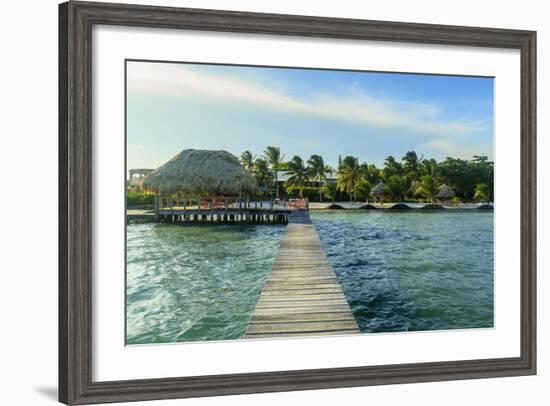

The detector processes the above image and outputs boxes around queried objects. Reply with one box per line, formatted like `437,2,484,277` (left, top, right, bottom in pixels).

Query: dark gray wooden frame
59,1,536,404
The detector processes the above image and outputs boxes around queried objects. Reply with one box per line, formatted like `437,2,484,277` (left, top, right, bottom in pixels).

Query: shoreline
126,202,494,223
308,202,494,211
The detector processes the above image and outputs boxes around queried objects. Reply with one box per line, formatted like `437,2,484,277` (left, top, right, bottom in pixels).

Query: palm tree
419,158,439,178
253,158,272,194
240,150,256,173
474,183,490,202
263,146,285,198
402,151,423,181
337,157,363,202
415,175,439,202
381,156,403,180
286,155,308,198
356,178,371,203
321,182,337,203
385,175,409,202
307,154,330,202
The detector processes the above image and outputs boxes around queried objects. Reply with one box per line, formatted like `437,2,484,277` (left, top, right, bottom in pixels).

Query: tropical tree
307,154,330,202
342,155,359,169
337,156,363,202
385,175,409,201
253,158,272,193
321,182,338,203
472,156,494,200
240,150,256,173
439,157,477,199
381,155,403,180
415,175,439,202
263,146,285,198
360,162,380,185
419,157,440,178
402,151,423,185
285,155,308,198
356,178,372,203
474,182,490,202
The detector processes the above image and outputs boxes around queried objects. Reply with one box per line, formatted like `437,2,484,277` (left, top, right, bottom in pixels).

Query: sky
126,60,494,172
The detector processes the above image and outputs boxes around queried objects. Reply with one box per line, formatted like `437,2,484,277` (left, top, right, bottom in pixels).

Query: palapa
437,184,455,200
372,181,386,196
143,149,257,196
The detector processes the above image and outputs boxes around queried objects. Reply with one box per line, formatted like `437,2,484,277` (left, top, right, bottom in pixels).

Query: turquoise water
310,211,494,332
126,211,494,344
126,223,284,344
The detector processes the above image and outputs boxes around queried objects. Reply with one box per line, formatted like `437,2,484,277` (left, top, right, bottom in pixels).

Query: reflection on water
310,210,494,332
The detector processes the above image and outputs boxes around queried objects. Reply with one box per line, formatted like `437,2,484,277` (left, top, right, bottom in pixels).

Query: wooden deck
245,210,360,339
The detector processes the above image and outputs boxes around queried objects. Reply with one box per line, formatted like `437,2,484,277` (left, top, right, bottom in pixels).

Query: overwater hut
372,181,386,202
437,184,455,201
143,149,257,213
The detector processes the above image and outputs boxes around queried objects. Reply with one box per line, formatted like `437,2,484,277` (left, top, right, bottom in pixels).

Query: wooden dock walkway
245,210,360,339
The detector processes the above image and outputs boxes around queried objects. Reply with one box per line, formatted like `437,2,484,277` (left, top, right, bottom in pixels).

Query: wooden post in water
239,192,243,219
154,192,160,218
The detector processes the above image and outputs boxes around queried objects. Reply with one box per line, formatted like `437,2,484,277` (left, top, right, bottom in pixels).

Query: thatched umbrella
371,181,386,202
143,149,257,196
372,181,386,196
437,184,455,200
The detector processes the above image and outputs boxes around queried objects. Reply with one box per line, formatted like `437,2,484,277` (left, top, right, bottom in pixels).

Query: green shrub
127,191,155,207
285,186,320,201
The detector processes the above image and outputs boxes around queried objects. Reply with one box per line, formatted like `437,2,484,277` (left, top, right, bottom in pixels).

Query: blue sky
126,61,494,171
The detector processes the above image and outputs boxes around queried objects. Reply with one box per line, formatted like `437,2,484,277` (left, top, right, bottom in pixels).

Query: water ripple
310,211,494,333
126,223,284,344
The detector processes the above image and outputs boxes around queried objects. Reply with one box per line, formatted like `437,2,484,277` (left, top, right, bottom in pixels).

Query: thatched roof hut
143,149,257,196
437,184,455,200
372,182,386,196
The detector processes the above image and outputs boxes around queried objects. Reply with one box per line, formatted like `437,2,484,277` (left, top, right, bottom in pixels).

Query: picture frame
59,1,536,404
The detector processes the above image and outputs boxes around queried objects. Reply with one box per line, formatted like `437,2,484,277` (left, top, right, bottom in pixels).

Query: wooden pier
245,210,360,339
127,207,291,224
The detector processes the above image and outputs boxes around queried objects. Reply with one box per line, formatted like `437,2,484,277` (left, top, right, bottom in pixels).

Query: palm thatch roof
143,149,257,196
372,182,386,196
437,184,455,199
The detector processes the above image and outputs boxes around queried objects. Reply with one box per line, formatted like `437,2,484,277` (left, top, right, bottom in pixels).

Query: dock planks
245,210,360,339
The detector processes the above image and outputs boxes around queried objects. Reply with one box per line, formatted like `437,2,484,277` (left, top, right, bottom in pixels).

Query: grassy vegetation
127,191,155,207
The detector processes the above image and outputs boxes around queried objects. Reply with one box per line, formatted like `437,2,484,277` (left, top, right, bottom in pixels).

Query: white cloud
127,62,490,138
419,138,493,160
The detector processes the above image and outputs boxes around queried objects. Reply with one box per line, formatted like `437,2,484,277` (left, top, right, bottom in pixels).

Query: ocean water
310,210,494,332
126,211,494,344
126,223,284,344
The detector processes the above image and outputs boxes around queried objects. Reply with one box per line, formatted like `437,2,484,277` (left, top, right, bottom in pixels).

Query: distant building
128,168,154,191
